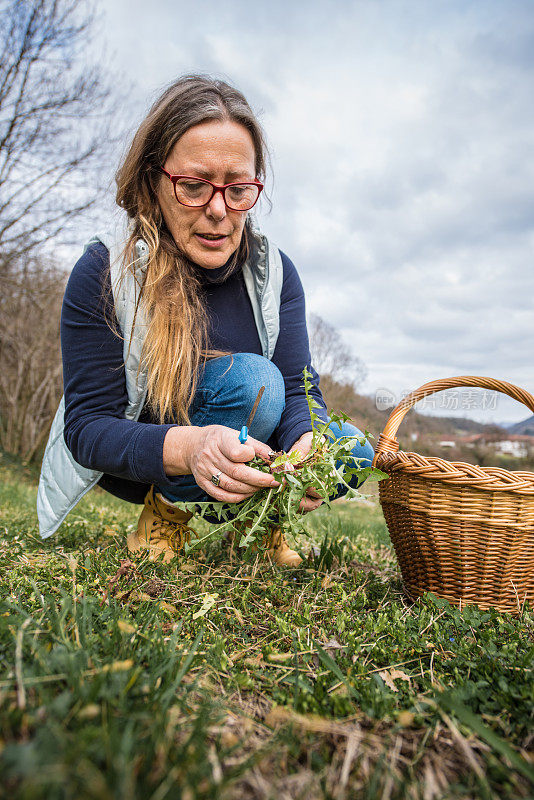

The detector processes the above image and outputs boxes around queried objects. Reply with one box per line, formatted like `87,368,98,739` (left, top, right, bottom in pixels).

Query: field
0,452,533,799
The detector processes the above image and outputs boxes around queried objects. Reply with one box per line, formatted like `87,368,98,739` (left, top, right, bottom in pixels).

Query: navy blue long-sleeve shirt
61,241,327,501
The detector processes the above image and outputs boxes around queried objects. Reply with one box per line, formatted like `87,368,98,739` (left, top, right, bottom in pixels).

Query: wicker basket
373,376,534,613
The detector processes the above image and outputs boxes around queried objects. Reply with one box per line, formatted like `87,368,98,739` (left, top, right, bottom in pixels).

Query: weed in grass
176,368,388,559
1,453,533,798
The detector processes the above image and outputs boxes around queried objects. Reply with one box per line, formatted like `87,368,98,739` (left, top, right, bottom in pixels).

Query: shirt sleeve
272,251,328,451
61,242,184,492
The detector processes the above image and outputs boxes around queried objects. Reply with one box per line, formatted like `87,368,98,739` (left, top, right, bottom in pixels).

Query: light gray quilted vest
37,226,284,539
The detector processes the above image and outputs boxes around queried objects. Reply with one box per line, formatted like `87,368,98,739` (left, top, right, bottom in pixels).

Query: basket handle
373,375,534,464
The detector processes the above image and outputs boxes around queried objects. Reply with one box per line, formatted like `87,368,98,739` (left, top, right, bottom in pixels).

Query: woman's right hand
163,425,280,503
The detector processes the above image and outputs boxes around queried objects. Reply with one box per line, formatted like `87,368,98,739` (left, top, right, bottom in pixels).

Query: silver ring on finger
211,470,223,488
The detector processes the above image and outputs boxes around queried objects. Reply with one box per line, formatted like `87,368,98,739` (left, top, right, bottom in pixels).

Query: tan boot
127,486,194,563
264,527,302,568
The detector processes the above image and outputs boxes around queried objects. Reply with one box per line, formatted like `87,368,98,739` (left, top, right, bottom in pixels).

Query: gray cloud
92,0,534,423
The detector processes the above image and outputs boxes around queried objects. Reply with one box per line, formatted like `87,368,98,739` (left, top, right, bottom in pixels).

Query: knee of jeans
328,419,375,468
229,353,285,440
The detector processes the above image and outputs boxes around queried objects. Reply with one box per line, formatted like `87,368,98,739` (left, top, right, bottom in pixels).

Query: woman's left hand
289,432,323,513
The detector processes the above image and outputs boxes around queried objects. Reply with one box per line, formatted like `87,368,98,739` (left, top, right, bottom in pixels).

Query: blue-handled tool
239,385,265,443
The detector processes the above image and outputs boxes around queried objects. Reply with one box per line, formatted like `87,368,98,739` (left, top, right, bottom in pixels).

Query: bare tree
0,0,123,460
0,251,65,460
308,313,367,389
0,0,121,260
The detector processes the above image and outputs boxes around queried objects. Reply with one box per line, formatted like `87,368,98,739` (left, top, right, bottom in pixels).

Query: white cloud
92,0,534,423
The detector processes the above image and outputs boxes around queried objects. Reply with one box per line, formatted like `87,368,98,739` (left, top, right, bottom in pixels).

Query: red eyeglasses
160,168,264,211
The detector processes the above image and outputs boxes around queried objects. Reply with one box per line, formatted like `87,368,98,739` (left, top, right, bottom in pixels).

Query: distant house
454,433,534,458
439,441,456,448
457,433,487,446
493,439,528,458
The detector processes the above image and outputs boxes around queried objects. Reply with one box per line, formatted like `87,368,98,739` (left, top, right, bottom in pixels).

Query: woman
37,75,374,566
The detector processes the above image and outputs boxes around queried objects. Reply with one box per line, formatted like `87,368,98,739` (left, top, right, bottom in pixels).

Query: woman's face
157,119,257,269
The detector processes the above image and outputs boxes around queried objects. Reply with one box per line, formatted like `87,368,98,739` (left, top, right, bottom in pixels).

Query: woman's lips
195,233,229,248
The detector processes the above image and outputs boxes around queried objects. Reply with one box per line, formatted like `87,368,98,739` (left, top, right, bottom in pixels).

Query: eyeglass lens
174,178,260,210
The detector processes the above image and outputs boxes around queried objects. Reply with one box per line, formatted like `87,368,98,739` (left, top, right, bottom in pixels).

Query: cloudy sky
92,0,534,424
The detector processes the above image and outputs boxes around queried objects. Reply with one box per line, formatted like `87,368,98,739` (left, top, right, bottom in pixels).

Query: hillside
508,415,534,436
320,377,505,451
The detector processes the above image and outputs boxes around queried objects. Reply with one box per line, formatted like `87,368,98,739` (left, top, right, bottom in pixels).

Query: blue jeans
158,353,375,504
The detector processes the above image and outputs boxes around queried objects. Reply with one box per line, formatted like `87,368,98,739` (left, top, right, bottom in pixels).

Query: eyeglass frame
159,168,264,211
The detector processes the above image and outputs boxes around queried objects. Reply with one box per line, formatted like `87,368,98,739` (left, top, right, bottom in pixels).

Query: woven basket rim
375,449,534,494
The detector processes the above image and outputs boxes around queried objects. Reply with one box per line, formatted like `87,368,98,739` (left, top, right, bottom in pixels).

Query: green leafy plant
182,367,388,556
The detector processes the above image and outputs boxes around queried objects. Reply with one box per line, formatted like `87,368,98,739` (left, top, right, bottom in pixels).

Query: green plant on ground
0,447,533,798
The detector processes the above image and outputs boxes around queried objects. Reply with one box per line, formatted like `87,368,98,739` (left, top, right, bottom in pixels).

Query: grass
0,450,533,799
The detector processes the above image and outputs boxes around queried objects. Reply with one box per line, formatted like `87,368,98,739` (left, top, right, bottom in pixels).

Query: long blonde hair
114,75,267,423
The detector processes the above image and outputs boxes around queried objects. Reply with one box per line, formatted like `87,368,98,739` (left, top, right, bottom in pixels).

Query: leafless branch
0,250,65,460
308,313,367,390
0,0,125,258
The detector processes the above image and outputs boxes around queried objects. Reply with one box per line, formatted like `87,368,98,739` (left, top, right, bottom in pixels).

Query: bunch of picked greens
181,367,387,557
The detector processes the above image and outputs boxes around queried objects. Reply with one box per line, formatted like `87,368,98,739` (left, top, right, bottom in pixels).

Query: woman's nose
205,190,227,220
